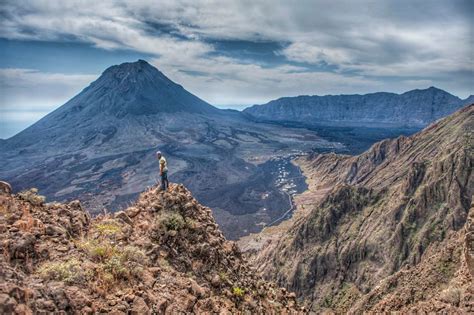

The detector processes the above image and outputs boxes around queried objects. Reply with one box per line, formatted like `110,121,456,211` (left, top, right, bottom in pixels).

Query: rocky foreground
0,183,300,314
245,104,473,313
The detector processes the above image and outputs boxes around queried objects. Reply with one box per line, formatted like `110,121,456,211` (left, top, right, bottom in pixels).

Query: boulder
0,181,12,195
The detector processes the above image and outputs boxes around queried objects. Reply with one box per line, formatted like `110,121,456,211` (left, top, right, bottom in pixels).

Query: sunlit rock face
248,104,473,313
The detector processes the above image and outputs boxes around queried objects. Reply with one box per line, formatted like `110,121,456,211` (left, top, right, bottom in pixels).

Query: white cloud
0,68,97,110
151,54,387,105
280,42,352,65
0,68,99,138
0,0,472,108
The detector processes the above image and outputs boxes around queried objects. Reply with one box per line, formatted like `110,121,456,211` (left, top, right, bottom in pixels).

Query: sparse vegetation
330,283,362,312
233,287,245,297
158,257,171,270
94,220,122,236
185,218,198,229
114,245,147,278
219,271,229,283
426,218,446,242
38,259,87,284
79,239,117,262
158,212,185,231
439,287,461,306
438,259,456,278
321,295,334,308
102,256,128,279
74,236,147,295
18,188,46,206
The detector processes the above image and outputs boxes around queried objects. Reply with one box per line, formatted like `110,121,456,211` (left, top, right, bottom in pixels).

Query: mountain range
1,58,473,313
2,104,471,313
240,104,473,312
244,87,473,128
0,60,336,239
1,60,471,240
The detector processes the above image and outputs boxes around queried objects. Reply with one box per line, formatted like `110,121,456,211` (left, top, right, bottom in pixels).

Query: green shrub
94,221,122,235
121,245,146,263
79,239,117,261
103,256,128,279
232,287,245,297
18,188,46,206
38,259,87,284
159,212,185,231
157,257,171,270
102,245,146,280
118,245,147,277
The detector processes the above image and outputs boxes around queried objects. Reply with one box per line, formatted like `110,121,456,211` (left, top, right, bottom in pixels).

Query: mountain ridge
244,86,470,128
242,104,473,312
0,183,300,313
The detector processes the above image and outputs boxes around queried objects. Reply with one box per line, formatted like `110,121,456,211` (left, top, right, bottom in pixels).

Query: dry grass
439,287,461,306
75,231,148,296
157,212,185,232
18,188,46,206
94,220,122,236
78,239,118,262
38,259,89,284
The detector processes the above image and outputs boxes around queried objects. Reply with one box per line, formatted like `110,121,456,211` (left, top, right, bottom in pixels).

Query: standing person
156,151,169,191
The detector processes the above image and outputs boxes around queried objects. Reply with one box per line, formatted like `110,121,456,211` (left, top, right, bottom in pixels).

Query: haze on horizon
0,0,473,139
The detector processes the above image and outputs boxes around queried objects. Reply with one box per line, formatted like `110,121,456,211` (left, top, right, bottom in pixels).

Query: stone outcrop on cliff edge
0,183,300,314
248,104,473,313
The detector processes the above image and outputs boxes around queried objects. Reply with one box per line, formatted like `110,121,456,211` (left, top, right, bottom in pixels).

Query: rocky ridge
244,87,471,128
245,104,473,312
0,183,300,313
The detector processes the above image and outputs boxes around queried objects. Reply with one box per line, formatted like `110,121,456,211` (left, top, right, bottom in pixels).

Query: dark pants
161,171,169,190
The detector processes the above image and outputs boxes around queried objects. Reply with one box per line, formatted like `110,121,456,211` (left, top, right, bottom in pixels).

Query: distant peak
131,59,154,68
416,86,444,93
66,59,218,117
464,95,474,104
401,86,452,97
104,59,157,74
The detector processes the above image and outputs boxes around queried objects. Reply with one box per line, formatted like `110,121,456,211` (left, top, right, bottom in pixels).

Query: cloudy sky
0,0,472,138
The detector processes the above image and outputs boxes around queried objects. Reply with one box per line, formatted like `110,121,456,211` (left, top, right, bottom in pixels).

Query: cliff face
0,184,300,314
244,87,470,128
248,104,473,313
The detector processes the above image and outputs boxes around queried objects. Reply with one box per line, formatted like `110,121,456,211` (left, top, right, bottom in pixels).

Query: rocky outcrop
247,104,473,313
0,183,300,313
0,181,12,195
244,87,470,128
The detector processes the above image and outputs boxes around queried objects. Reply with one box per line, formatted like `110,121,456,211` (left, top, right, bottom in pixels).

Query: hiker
156,151,169,191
